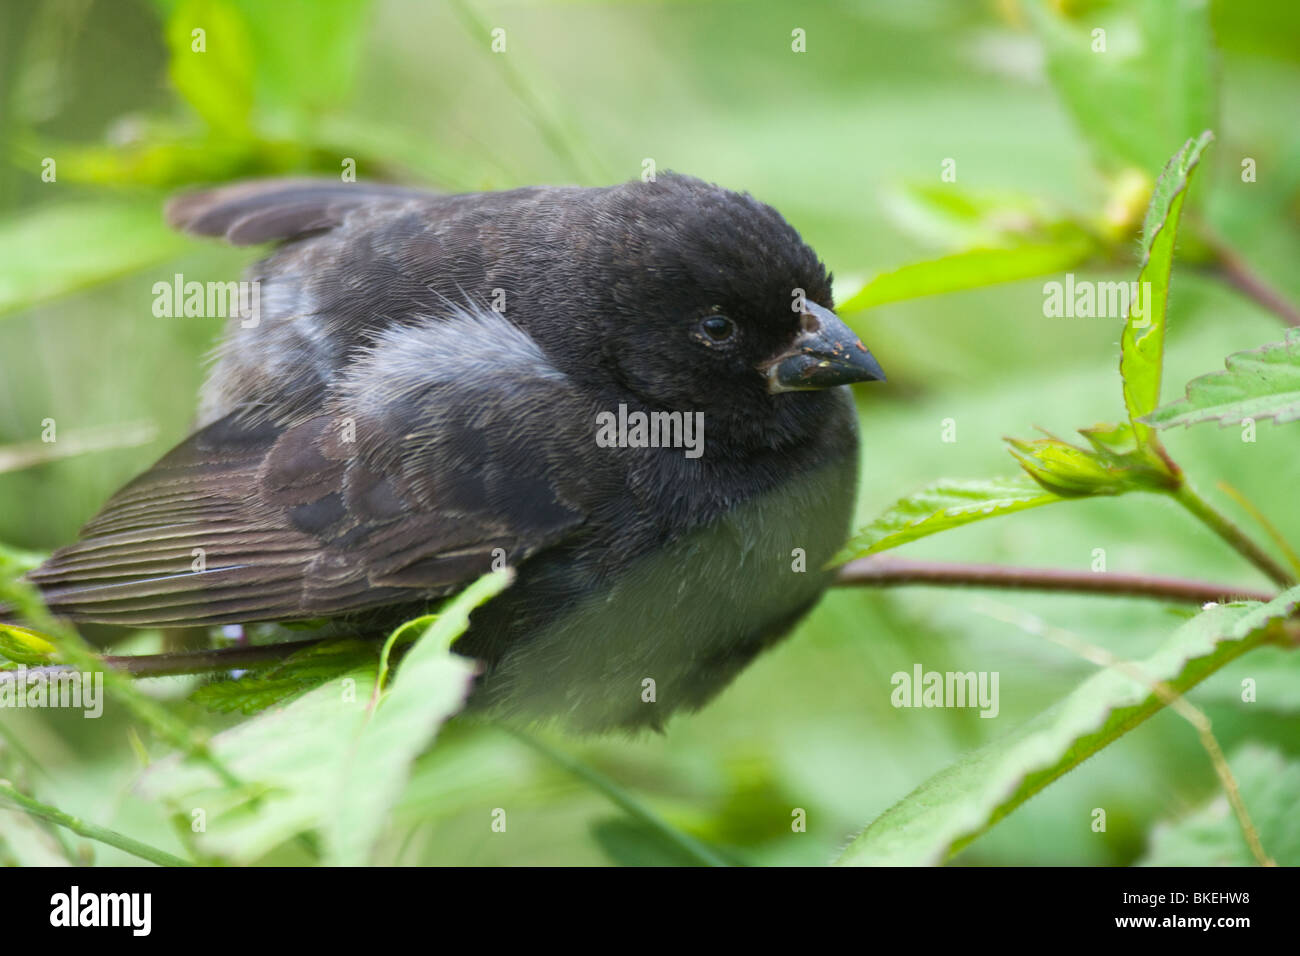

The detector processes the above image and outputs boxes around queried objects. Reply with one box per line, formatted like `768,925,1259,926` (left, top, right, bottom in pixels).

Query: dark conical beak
760,302,886,393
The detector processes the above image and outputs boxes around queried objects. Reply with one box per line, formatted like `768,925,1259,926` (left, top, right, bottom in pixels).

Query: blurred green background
1,0,1298,865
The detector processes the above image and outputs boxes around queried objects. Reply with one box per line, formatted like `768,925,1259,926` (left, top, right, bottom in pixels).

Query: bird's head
546,173,884,448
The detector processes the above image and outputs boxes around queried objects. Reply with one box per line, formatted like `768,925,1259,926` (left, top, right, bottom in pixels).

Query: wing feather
166,180,433,245
29,308,603,627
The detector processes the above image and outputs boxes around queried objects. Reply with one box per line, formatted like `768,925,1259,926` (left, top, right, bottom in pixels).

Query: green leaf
140,668,376,863
191,639,379,714
1120,131,1214,446
1076,420,1144,457
1007,437,1135,498
0,543,46,579
20,134,261,189
141,571,513,865
154,0,370,131
836,587,1300,866
0,624,58,665
165,0,255,139
0,202,188,317
590,818,710,868
1144,334,1300,429
228,0,370,126
1141,745,1300,866
838,233,1096,315
830,476,1064,564
1006,421,1178,497
325,569,513,866
1199,644,1300,714
1028,0,1217,176
20,131,395,190
881,183,1077,250
191,675,322,714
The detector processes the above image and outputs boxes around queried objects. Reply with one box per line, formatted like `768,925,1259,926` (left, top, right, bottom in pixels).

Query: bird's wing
168,179,543,427
29,309,604,627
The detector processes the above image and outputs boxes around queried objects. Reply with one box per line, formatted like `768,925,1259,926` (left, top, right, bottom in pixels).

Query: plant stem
0,780,191,867
506,728,731,867
1173,482,1297,588
1206,239,1300,328
834,557,1274,604
107,637,328,677
4,561,1276,688
1217,480,1300,581
0,636,331,688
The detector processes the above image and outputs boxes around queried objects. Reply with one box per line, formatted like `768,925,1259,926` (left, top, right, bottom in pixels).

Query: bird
26,173,885,732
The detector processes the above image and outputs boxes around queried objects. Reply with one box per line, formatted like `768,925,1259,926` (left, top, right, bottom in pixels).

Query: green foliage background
0,0,1298,866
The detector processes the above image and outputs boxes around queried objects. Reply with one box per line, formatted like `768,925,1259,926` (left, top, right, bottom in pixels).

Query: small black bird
29,174,884,731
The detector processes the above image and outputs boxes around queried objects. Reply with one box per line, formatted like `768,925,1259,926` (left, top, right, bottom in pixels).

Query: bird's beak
760,302,886,393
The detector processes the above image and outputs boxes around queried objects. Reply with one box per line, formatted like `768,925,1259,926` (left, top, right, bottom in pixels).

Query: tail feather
166,179,434,246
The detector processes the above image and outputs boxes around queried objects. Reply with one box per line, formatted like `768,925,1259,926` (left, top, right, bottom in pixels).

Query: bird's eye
700,315,736,342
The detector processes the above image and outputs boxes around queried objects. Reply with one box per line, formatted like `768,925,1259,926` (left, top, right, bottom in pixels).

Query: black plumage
29,173,885,731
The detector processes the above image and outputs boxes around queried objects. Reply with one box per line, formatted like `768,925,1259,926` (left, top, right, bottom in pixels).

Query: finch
28,173,885,731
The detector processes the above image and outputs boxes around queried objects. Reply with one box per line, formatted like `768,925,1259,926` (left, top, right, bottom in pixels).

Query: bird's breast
468,399,861,732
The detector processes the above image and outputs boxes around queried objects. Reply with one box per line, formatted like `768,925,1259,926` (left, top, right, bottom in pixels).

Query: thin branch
0,560,1274,686
1217,480,1300,581
1205,239,1300,328
0,780,191,867
0,637,327,686
505,727,730,867
834,556,1274,604
1173,482,1297,589
0,420,158,474
102,637,329,677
